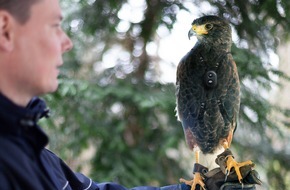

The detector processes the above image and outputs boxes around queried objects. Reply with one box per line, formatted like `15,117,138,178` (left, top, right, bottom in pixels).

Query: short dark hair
0,0,41,24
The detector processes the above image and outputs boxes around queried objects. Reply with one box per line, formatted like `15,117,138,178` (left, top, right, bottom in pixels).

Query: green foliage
41,0,290,189
42,76,184,186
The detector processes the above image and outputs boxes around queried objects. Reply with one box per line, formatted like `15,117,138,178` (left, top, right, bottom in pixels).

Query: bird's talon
224,170,229,182
225,169,229,175
224,155,253,183
179,178,193,186
179,172,206,190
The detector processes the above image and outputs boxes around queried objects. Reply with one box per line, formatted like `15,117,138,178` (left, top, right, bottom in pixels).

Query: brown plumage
175,15,240,154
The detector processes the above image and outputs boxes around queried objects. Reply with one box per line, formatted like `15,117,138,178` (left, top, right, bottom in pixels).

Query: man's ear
0,11,14,52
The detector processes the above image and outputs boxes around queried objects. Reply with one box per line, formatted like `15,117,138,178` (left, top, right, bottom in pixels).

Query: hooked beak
188,24,208,40
188,28,195,40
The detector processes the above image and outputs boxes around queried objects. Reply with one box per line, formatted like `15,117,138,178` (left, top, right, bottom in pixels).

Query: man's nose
62,32,73,53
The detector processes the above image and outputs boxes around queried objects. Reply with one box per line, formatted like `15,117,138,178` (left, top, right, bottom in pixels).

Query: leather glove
202,149,261,190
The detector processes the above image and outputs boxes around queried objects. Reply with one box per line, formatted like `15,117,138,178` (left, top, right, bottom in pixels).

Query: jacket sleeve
44,149,184,190
95,182,183,190
0,166,11,190
43,150,256,190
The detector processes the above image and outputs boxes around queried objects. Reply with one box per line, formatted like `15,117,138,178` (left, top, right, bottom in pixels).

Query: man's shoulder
41,148,63,167
0,136,24,159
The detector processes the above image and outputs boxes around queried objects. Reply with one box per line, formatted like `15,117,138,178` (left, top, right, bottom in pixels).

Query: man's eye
53,23,61,27
205,24,213,30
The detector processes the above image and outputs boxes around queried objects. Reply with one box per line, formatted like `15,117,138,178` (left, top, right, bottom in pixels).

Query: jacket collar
0,93,50,152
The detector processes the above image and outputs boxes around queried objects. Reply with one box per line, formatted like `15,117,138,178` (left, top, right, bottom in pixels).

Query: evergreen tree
41,0,290,189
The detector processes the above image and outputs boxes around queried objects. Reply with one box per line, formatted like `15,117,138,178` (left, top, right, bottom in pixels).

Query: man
0,0,257,189
0,0,182,189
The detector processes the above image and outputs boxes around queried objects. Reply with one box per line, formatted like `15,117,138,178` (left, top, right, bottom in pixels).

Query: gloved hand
200,148,261,190
219,183,256,190
203,167,260,190
177,153,261,190
163,148,261,190
213,149,262,187
159,181,256,190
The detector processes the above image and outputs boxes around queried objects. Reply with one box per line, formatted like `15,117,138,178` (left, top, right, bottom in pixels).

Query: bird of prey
175,15,252,189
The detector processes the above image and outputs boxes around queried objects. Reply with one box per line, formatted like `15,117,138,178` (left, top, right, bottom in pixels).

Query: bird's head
188,15,232,49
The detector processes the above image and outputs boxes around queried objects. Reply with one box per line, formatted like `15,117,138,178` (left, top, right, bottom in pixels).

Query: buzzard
176,15,252,189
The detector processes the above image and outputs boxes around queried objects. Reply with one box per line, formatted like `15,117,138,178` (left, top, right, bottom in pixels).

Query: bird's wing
175,49,206,150
216,54,240,132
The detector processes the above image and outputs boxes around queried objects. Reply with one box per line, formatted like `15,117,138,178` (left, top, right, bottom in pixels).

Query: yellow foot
180,172,206,190
225,155,253,183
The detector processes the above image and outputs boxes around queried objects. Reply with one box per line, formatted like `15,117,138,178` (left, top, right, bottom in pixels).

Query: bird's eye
205,24,213,30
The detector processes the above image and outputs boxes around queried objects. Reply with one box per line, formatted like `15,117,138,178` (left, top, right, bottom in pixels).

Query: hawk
176,15,253,189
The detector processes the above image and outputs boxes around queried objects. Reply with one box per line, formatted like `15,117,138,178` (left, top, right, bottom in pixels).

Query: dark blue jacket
0,94,182,190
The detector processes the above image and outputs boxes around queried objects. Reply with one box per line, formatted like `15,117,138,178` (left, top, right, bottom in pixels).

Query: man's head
0,0,40,24
0,0,73,106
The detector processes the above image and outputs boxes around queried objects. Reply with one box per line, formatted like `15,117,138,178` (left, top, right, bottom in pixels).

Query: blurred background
41,0,290,189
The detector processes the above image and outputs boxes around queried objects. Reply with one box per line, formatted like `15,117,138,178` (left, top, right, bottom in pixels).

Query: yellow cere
192,24,209,35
